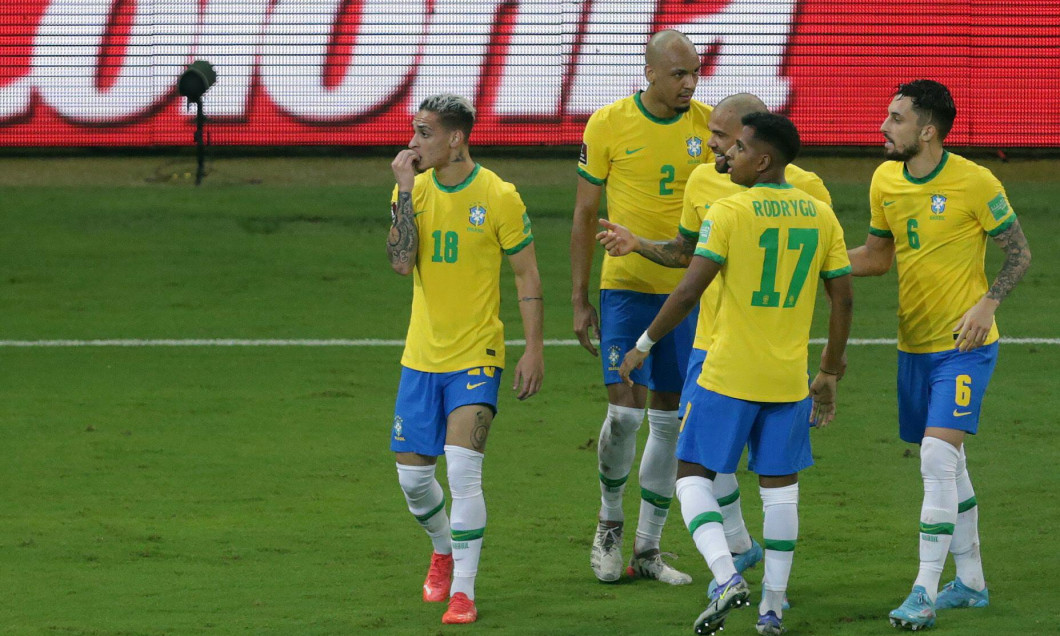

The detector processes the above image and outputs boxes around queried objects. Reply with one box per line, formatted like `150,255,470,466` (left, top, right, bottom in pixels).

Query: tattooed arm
387,150,420,275
953,219,1032,351
596,220,697,268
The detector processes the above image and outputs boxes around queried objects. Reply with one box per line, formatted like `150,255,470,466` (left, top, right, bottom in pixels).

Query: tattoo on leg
470,410,490,451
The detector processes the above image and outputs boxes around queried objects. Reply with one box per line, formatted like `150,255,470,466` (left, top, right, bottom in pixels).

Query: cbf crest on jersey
930,194,947,214
686,136,703,158
469,204,487,227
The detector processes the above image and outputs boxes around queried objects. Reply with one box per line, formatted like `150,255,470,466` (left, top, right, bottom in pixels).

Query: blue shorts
676,387,814,476
599,289,697,393
679,347,708,417
390,365,502,456
897,341,998,444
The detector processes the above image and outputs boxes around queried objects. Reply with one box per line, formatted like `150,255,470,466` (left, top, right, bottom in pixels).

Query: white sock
445,445,486,600
951,446,986,591
914,437,960,601
676,476,736,583
714,472,753,555
396,463,451,555
760,484,799,618
634,409,680,554
597,404,644,522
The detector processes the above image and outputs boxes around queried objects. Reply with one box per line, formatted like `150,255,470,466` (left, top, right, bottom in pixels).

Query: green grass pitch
0,154,1057,635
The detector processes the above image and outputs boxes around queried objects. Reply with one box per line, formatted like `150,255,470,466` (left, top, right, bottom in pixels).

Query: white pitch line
0,338,1058,347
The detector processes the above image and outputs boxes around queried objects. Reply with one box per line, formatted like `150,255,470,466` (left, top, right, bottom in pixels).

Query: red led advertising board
1,0,1057,146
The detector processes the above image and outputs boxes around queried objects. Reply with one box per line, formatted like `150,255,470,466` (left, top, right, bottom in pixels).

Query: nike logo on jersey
413,211,425,217
883,200,896,206
953,409,972,417
625,147,645,155
467,381,487,390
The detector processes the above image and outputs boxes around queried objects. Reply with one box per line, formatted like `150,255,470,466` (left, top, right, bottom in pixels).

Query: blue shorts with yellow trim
897,341,998,443
599,289,697,393
676,386,814,476
679,347,708,417
391,365,502,456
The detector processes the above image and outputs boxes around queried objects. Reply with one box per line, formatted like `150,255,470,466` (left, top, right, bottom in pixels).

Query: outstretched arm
618,255,720,384
509,243,544,400
571,178,603,355
596,219,697,268
847,233,894,277
387,150,420,275
954,220,1031,351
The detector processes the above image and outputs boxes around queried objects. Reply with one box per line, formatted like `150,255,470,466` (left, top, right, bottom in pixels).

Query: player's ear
757,151,772,174
644,64,655,85
448,128,465,148
919,123,937,143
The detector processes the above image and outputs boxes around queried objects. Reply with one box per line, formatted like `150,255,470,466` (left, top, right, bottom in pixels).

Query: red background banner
1,0,1057,146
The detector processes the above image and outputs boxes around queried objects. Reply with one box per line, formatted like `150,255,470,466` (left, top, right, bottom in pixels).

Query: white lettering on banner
0,77,31,120
408,0,508,110
11,0,798,126
493,1,576,117
566,0,656,115
674,0,796,110
33,0,195,123
195,0,272,118
263,0,429,121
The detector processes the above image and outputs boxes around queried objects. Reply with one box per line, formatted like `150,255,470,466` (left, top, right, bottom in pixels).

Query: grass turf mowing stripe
1,338,1059,347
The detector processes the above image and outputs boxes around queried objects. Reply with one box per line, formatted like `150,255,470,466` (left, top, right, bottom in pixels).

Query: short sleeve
577,110,610,186
972,170,1017,236
679,168,709,241
694,202,733,264
493,183,533,255
820,210,852,279
790,168,831,206
868,170,893,238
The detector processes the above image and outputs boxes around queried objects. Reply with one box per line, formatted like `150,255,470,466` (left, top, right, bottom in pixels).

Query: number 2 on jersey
751,228,819,308
659,165,675,195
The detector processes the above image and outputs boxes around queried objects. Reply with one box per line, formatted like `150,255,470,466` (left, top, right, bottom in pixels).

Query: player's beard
884,138,920,162
714,155,730,174
674,103,691,114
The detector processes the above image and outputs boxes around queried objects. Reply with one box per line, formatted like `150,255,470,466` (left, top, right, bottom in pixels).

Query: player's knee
605,404,644,439
646,408,681,443
920,436,960,481
396,463,435,499
444,444,484,500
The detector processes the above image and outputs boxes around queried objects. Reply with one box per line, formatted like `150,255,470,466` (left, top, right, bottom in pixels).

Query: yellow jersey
392,164,533,372
679,164,831,351
869,152,1016,353
695,184,850,402
579,92,713,294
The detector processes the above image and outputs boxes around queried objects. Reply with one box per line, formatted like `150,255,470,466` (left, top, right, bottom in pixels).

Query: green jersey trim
820,265,852,279
868,226,894,239
504,234,534,255
577,166,606,186
678,225,700,240
633,91,683,125
432,163,481,193
986,213,1017,236
903,151,949,185
695,247,725,264
752,183,795,190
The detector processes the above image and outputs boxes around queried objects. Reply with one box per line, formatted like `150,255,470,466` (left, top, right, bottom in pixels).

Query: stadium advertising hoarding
1,0,1057,147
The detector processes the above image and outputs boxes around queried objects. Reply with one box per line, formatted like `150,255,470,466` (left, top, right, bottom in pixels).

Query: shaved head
707,93,769,174
714,93,768,119
645,29,697,66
